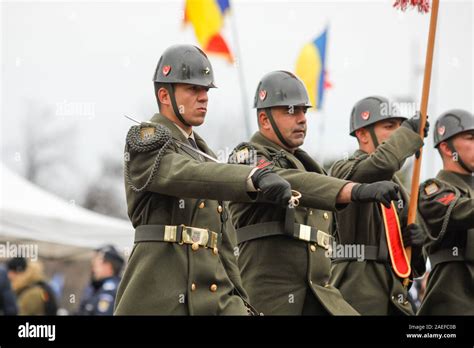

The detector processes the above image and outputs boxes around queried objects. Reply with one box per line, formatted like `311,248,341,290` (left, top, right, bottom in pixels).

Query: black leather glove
402,223,425,248
351,181,400,208
401,112,430,138
251,168,292,206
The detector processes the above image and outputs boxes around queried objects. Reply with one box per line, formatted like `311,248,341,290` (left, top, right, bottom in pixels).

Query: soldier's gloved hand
402,223,425,248
402,112,430,138
251,168,292,206
351,181,400,208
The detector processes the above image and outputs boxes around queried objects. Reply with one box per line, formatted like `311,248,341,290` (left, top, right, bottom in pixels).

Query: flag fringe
393,0,430,13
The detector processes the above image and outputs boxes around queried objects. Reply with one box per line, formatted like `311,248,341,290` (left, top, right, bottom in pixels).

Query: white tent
0,163,134,259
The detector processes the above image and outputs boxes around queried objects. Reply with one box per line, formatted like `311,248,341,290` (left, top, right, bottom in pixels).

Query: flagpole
392,0,440,279
228,2,252,139
407,0,439,226
317,110,327,166
317,24,329,167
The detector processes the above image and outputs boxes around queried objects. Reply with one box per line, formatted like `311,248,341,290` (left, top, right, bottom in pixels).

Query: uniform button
310,245,316,252
217,205,223,213
391,295,395,301
198,202,205,209
213,247,218,255
191,283,196,291
191,243,199,251
309,210,313,215
323,212,329,220
210,284,218,292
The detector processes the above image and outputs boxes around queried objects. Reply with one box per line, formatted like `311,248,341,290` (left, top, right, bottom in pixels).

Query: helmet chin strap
264,108,292,149
166,84,191,128
368,125,380,149
446,139,473,173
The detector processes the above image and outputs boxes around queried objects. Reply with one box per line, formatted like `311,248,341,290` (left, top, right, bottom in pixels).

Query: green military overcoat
228,132,359,315
114,114,257,315
329,126,425,315
418,170,474,315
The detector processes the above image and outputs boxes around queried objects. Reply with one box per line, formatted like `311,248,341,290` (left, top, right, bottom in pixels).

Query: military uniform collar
251,131,302,158
149,113,214,156
251,131,285,151
149,113,188,143
437,170,474,194
250,131,323,173
173,122,196,142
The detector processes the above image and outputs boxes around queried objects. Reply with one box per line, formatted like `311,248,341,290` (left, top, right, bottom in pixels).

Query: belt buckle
317,230,332,250
298,224,311,242
164,225,178,242
182,226,209,247
209,231,218,249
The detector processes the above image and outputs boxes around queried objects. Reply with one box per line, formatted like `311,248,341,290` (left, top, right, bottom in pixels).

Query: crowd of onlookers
0,245,124,316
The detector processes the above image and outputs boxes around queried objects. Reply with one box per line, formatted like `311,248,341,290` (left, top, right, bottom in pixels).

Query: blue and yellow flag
295,27,331,110
184,0,233,62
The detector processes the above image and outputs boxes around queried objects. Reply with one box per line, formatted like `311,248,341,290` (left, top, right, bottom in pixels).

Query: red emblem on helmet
361,111,370,120
437,125,446,136
259,90,267,101
162,65,171,76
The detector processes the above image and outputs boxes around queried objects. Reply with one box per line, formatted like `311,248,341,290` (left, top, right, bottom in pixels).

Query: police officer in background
418,109,474,315
228,72,401,315
329,96,429,315
76,245,124,315
114,45,292,315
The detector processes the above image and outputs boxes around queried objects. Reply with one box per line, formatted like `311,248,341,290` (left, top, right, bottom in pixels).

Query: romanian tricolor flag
184,0,233,62
295,27,331,111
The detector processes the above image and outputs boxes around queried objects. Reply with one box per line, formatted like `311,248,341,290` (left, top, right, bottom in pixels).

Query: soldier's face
174,83,209,126
268,106,308,149
373,119,402,145
452,131,474,171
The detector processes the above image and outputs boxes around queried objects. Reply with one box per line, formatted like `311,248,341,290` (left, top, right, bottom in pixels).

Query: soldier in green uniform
329,96,429,315
114,45,293,315
228,71,401,315
418,109,473,315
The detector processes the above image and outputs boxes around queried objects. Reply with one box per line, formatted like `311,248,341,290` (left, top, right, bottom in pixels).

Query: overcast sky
1,0,472,200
